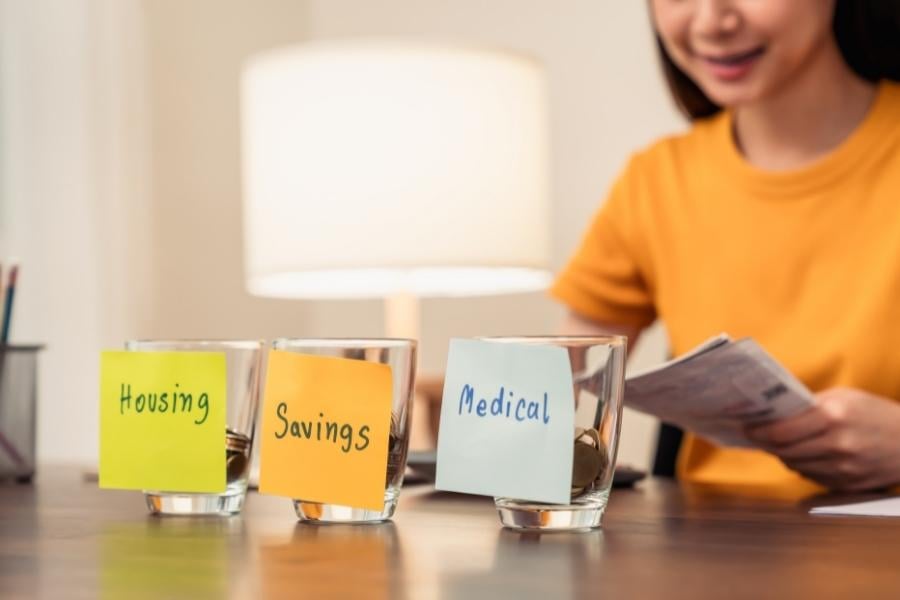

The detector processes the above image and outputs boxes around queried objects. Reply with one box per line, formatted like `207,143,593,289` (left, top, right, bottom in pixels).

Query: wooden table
2,467,900,599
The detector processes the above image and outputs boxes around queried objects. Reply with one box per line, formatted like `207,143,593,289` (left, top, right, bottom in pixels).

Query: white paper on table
810,497,900,517
625,334,815,447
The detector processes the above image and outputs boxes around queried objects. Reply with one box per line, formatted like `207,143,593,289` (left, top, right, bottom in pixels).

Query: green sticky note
99,351,227,493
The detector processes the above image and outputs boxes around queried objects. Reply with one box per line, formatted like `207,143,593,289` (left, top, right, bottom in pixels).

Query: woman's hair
658,0,900,120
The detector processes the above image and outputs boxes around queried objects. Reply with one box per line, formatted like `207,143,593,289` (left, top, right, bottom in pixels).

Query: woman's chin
697,82,766,111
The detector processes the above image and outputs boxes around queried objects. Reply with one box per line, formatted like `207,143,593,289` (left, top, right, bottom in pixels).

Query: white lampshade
240,40,551,299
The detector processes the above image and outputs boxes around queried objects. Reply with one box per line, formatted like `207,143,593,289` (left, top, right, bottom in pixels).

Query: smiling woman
554,0,900,493
653,0,900,119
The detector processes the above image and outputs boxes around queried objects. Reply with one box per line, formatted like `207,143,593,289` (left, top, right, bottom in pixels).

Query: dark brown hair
657,0,900,120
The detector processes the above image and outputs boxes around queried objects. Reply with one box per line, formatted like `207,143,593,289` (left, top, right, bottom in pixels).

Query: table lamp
240,40,551,341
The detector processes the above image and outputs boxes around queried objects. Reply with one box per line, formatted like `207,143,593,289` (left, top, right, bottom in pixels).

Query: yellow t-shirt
551,80,900,492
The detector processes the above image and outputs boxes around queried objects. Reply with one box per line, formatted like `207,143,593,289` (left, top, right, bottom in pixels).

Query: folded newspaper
625,334,814,447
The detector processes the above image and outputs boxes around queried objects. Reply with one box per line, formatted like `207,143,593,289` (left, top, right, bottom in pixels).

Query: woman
553,0,900,492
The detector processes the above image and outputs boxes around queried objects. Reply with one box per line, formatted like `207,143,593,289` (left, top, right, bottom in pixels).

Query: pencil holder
0,345,43,483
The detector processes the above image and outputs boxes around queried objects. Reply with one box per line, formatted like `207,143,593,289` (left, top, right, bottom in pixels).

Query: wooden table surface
2,467,900,599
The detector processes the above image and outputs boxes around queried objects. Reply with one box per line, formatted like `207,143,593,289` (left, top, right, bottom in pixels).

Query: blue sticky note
435,339,575,504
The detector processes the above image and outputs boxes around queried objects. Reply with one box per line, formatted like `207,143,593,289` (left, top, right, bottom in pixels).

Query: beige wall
143,0,322,342
142,0,685,468
1,0,153,464
7,0,685,467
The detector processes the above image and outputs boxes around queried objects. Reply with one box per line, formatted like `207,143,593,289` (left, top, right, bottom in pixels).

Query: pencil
1,264,17,345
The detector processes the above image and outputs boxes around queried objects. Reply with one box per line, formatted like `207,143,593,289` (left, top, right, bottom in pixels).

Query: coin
225,428,251,483
570,427,610,499
226,453,248,482
385,413,404,486
388,413,400,452
572,441,603,488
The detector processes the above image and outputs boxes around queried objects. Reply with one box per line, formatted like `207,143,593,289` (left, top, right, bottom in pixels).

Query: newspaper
625,334,814,447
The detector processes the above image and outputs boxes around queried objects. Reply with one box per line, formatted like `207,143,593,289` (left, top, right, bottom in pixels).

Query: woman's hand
746,388,900,492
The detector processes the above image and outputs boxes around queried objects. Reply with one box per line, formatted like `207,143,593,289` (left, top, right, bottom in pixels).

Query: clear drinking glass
487,336,626,530
272,338,416,523
126,340,263,516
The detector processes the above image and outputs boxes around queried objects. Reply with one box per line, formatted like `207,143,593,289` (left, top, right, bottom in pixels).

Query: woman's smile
694,46,766,82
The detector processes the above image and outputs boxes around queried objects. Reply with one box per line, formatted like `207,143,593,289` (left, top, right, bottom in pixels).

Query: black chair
651,423,683,477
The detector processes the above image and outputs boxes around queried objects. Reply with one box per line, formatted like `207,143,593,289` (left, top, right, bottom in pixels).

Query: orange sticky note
259,350,393,510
